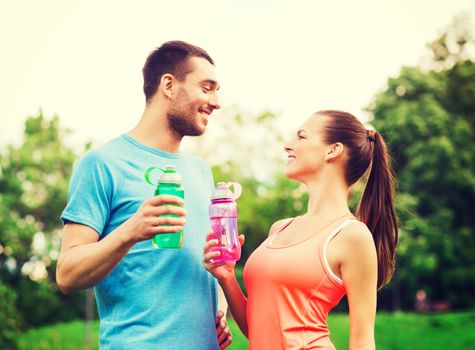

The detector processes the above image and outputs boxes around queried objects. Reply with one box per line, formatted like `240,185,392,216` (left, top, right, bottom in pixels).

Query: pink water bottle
209,182,242,262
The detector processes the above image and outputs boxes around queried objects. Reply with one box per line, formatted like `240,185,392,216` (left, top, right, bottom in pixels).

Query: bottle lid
158,165,182,184
211,182,241,200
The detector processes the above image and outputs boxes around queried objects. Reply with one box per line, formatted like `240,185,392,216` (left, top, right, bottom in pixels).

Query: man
56,41,231,349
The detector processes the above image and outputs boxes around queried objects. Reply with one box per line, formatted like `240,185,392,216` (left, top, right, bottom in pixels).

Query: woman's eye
201,86,211,93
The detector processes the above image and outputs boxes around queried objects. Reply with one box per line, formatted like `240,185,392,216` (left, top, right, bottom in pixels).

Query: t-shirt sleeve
61,151,113,236
207,165,215,193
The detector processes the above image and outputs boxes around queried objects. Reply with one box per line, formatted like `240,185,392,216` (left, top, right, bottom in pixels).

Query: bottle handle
144,167,164,186
226,182,242,200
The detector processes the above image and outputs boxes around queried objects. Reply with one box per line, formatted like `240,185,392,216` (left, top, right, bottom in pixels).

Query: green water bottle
144,165,185,248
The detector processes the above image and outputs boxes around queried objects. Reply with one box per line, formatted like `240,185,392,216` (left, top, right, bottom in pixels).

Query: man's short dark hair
142,41,214,103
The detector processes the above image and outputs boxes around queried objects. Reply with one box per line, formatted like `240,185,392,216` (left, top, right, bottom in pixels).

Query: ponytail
319,110,399,289
356,132,398,290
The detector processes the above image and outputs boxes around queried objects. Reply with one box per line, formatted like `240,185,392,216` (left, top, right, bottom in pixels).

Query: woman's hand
203,233,245,283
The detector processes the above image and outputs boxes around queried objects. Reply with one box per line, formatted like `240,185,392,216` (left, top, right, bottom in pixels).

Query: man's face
167,57,221,137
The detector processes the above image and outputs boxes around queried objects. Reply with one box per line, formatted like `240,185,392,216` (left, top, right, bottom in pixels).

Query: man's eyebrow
201,79,220,90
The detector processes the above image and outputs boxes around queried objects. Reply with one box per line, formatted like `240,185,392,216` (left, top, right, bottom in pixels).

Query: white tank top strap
268,218,295,245
321,218,360,286
277,218,294,231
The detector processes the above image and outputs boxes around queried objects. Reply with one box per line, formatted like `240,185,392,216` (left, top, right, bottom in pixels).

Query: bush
0,283,21,350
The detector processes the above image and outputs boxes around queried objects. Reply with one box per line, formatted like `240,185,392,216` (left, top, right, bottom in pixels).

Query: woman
204,110,398,349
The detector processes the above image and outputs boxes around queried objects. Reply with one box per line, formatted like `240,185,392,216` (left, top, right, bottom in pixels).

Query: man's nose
209,94,221,110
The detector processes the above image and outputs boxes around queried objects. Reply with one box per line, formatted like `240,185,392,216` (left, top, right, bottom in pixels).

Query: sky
1,0,475,149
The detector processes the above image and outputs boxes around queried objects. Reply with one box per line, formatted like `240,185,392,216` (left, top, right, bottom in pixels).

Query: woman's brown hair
318,110,398,289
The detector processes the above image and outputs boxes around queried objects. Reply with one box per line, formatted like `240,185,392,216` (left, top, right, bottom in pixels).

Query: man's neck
128,107,182,153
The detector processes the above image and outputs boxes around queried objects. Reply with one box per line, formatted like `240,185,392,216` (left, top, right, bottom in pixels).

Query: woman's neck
304,175,351,220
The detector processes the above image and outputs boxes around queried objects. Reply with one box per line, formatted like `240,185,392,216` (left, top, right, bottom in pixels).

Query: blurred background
1,1,475,349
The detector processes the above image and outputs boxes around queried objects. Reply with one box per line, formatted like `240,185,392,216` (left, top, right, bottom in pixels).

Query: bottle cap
211,182,241,200
158,165,182,184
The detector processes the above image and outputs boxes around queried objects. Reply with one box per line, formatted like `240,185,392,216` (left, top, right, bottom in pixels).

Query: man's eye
201,86,211,92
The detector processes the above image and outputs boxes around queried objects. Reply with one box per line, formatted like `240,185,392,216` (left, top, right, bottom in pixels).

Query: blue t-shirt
61,134,219,350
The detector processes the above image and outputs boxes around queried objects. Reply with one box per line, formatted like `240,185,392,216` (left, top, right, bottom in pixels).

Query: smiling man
56,41,231,349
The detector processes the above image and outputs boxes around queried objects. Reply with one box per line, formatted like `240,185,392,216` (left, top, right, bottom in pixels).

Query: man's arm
56,195,186,294
56,223,134,294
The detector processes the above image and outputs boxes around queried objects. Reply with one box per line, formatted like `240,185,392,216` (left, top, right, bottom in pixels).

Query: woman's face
284,114,330,181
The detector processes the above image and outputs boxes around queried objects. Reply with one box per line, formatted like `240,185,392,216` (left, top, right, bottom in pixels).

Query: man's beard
167,111,203,137
167,89,204,137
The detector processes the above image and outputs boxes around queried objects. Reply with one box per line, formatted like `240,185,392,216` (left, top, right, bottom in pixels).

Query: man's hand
120,194,186,244
216,310,232,349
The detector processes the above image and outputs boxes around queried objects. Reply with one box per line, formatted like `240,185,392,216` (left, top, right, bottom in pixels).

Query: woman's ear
160,73,175,99
325,142,344,161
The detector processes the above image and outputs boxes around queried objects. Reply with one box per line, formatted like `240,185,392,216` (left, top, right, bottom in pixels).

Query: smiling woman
204,109,398,350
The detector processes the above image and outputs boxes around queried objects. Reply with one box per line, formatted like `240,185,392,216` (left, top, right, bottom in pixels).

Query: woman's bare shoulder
337,221,376,260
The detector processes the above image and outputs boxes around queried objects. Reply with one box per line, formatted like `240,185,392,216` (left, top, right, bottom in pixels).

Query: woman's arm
203,218,293,338
204,234,249,337
337,223,378,350
219,271,249,337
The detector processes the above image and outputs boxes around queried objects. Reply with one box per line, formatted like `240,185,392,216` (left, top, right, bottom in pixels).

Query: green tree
0,283,20,350
0,112,89,335
368,17,475,309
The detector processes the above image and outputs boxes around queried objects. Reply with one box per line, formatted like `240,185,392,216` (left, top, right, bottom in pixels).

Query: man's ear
160,73,175,99
325,142,344,161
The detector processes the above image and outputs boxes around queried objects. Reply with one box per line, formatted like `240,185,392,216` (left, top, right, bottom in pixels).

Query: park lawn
17,311,475,350
16,319,248,350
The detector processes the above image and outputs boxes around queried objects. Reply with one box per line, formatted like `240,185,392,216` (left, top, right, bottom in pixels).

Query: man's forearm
56,226,135,294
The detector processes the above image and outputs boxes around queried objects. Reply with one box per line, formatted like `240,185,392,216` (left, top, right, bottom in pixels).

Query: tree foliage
0,112,89,336
368,17,475,309
0,283,20,350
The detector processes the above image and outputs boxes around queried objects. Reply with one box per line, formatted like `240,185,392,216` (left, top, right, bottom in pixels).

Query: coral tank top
243,218,358,349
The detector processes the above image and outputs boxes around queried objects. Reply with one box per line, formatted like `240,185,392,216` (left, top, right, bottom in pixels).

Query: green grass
17,311,475,350
328,311,475,349
17,320,99,350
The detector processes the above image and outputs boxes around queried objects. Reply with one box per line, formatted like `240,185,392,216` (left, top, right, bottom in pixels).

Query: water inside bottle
210,216,240,262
